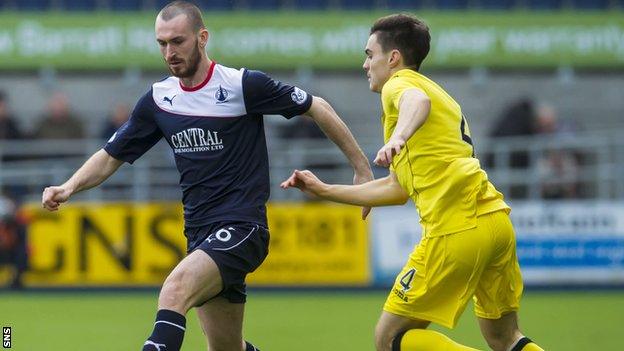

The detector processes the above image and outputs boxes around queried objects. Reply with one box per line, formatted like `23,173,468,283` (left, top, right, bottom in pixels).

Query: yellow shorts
383,210,523,329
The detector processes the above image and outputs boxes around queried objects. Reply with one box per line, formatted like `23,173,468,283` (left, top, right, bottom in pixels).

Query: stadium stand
14,0,52,11
571,0,610,9
109,0,143,11
386,0,425,9
61,0,98,11
435,0,469,9
4,0,621,11
479,0,516,9
293,0,330,10
341,0,377,10
156,0,235,10
526,0,563,10
246,0,282,10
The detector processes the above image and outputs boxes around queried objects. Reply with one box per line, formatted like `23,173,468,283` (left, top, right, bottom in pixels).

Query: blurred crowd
0,89,586,201
486,97,583,199
0,90,129,142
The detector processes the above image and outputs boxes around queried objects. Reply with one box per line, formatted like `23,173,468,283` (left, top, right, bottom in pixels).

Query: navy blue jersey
104,62,312,228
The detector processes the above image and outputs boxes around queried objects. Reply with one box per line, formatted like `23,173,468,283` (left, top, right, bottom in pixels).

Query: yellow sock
511,337,544,351
394,329,480,351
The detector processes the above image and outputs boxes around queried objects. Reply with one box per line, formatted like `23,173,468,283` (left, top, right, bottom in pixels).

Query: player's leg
374,311,428,351
195,296,252,351
143,250,223,351
375,311,480,351
473,211,544,351
193,222,269,351
196,297,261,351
378,227,492,351
478,312,543,351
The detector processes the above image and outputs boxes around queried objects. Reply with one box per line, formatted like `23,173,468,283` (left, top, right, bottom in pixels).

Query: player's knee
158,270,192,311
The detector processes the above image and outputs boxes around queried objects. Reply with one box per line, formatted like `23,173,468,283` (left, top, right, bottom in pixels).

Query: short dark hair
370,14,430,71
159,1,205,32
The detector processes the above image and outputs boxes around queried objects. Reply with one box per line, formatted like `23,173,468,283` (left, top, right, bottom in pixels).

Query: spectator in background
0,193,27,289
0,91,23,140
33,92,85,139
488,97,536,168
534,104,580,199
100,103,130,140
486,98,537,198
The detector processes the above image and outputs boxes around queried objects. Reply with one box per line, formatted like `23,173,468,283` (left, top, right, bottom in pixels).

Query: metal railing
1,130,623,203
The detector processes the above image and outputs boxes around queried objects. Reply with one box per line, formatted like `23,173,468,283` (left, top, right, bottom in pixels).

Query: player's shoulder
384,73,412,90
151,76,178,110
213,63,246,83
240,68,272,85
152,76,178,96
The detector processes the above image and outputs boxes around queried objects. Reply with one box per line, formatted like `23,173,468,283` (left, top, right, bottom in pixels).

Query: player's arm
304,96,374,218
304,96,372,179
42,149,123,211
281,169,409,207
374,88,430,167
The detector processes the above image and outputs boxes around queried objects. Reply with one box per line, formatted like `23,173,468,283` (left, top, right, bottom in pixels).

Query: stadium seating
386,0,425,10
479,0,516,10
527,0,563,10
61,0,98,11
246,0,281,10
15,0,52,10
110,0,143,10
7,0,623,13
435,0,469,9
156,0,236,10
293,0,329,10
571,0,609,9
341,0,376,10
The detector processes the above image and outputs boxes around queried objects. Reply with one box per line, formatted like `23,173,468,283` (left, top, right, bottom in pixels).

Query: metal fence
1,129,623,203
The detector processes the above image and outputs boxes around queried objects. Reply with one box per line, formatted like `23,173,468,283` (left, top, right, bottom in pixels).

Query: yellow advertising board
249,203,370,286
22,202,369,287
24,203,186,286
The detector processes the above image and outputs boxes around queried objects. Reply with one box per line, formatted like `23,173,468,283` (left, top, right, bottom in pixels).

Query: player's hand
374,137,405,168
280,169,327,198
42,186,72,211
354,168,374,220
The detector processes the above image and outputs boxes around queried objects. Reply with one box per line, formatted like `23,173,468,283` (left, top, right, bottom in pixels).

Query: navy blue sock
142,309,186,351
245,341,261,351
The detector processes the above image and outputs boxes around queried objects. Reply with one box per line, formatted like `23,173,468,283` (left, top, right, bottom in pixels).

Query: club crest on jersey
215,85,229,103
291,87,307,105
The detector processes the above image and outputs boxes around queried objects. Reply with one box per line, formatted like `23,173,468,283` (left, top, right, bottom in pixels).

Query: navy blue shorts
185,221,269,304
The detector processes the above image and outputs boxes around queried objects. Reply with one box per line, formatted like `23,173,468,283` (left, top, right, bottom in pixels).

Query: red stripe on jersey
180,61,217,92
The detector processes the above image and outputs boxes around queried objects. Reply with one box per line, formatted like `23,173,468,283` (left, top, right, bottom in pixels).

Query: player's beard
168,41,202,79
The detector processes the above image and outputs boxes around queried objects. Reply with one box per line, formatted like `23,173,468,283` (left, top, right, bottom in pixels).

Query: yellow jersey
381,69,509,237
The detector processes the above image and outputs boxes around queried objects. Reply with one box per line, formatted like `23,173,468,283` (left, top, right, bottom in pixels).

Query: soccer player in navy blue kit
41,2,373,350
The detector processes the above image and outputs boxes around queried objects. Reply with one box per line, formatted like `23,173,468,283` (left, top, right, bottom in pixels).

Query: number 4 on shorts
399,268,416,291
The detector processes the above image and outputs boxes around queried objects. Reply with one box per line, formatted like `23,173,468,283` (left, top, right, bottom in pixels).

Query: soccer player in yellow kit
281,14,545,351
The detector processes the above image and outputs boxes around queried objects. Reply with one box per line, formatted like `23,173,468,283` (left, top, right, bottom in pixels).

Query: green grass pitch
0,290,621,350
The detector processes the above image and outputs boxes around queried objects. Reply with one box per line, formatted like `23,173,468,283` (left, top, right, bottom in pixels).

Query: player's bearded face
167,37,202,78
